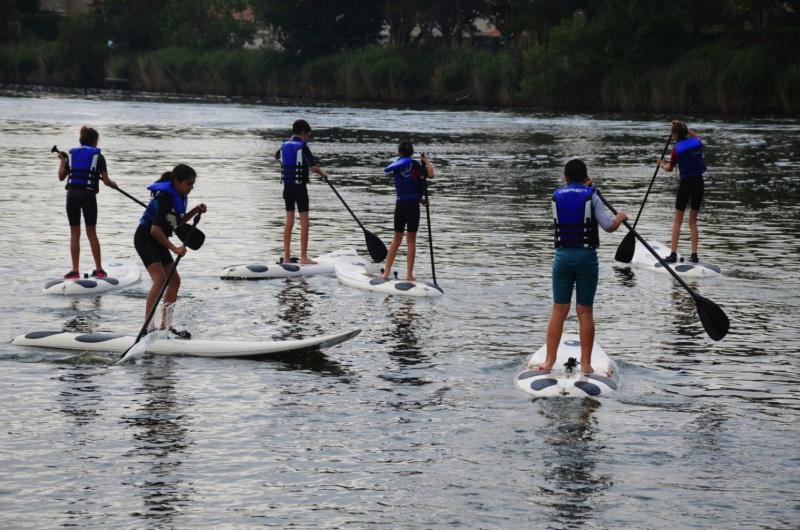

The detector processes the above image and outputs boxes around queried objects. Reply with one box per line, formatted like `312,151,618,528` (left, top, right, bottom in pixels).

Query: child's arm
421,153,434,179
58,153,68,181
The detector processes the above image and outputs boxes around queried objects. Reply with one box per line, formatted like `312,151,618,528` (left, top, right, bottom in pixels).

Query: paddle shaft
323,177,368,232
421,175,439,288
119,215,201,361
597,190,698,296
631,134,673,229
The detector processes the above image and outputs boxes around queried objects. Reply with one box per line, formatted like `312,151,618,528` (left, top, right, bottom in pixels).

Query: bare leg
670,209,685,253
85,225,102,272
405,231,417,281
144,262,167,330
688,208,699,255
381,232,404,279
538,303,570,371
576,304,595,374
299,211,316,264
160,264,181,329
69,225,81,272
283,210,295,262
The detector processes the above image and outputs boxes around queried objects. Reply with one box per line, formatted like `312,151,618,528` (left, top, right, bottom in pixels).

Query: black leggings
66,189,98,226
134,224,174,268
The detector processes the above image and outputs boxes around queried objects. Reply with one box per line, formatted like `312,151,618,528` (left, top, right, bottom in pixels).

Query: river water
1,87,798,529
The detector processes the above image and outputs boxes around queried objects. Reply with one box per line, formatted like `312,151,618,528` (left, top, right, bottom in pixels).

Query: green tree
251,0,385,56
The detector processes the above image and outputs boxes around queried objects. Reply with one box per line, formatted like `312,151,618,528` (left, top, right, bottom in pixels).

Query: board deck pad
515,334,620,397
42,261,141,296
220,248,358,279
631,240,721,278
335,258,443,298
12,329,360,358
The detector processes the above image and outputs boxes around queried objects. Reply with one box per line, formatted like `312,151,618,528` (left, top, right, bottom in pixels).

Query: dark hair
671,120,689,140
292,119,311,135
398,141,414,157
157,163,197,183
564,159,588,183
79,126,99,146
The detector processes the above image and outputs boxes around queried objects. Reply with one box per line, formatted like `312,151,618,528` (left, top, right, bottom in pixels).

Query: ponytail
157,171,173,182
79,126,99,146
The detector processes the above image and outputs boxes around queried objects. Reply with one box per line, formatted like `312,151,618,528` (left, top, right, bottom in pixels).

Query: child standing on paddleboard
540,159,627,374
134,164,206,338
381,141,434,282
657,120,706,263
57,126,118,279
275,119,327,265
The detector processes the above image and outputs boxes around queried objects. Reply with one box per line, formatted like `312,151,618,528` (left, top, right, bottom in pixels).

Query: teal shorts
552,248,599,306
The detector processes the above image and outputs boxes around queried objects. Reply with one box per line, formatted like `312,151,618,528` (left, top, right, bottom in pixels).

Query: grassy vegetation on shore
1,37,797,115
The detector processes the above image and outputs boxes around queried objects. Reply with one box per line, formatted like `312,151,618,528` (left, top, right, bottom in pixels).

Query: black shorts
675,177,704,211
134,224,174,268
394,200,420,233
283,184,309,213
66,189,98,226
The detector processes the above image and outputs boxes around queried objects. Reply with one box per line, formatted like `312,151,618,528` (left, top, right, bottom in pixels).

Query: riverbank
2,35,798,115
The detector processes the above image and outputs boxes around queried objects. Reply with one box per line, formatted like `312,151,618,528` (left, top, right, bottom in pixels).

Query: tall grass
1,36,798,115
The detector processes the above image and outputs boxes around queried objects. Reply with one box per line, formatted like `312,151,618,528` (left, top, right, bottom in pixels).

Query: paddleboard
335,258,443,297
220,248,358,279
11,328,360,358
42,261,142,296
631,240,721,278
515,334,620,397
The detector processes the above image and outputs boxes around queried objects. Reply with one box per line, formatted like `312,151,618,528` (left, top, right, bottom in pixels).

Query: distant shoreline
2,42,797,116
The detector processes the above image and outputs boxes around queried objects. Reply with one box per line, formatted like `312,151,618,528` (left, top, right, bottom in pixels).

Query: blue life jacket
552,184,599,249
139,180,187,234
67,145,102,192
674,137,705,179
384,157,422,201
280,138,309,185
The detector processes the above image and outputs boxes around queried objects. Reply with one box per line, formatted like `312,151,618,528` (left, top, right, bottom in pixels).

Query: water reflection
61,297,104,333
537,398,610,527
275,279,319,339
122,357,193,525
55,367,104,426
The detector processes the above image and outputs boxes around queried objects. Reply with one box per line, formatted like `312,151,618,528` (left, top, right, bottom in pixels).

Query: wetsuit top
552,184,600,249
275,137,316,185
66,145,105,192
139,180,187,237
670,136,705,179
384,156,427,201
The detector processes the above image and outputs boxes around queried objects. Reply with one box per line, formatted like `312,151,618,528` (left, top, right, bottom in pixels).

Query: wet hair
671,120,689,140
79,126,99,146
292,119,311,135
564,159,588,183
157,163,197,183
398,141,414,157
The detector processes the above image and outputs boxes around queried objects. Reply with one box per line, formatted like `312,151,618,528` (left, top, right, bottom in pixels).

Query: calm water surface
1,87,798,529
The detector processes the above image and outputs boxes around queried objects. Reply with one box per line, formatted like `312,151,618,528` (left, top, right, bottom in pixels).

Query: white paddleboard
11,328,360,358
515,334,620,397
220,248,358,279
335,258,443,298
42,261,142,296
631,240,721,278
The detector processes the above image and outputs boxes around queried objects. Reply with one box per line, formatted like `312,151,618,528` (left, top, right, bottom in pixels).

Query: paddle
615,134,673,263
596,190,729,341
420,158,442,292
117,214,202,363
321,172,387,263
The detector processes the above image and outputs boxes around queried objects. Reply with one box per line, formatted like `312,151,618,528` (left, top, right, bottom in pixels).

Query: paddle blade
364,230,387,263
615,231,636,263
693,293,730,341
176,224,205,250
